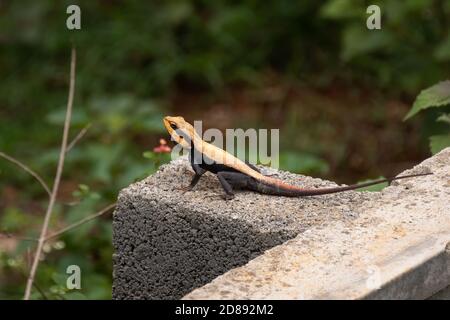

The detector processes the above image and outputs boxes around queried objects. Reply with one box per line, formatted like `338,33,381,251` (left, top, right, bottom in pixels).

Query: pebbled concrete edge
113,152,383,299
183,147,450,300
360,234,450,299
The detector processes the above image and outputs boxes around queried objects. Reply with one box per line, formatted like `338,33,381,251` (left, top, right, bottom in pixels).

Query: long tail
257,172,432,197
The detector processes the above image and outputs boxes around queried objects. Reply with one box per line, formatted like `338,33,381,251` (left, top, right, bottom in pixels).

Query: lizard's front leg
179,163,205,193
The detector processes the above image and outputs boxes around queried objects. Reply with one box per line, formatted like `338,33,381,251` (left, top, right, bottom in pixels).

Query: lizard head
163,116,194,148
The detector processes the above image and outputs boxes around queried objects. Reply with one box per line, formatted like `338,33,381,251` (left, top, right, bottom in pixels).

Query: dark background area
1,0,449,299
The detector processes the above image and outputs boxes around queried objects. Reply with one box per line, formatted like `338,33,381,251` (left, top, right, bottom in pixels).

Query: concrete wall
113,148,450,300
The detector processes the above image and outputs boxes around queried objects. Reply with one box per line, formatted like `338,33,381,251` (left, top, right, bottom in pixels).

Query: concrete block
113,156,376,299
184,148,450,300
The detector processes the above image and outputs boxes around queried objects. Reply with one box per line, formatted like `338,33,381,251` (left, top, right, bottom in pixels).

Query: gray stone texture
113,148,450,300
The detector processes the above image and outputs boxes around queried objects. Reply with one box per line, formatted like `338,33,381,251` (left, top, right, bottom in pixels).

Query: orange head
163,116,196,148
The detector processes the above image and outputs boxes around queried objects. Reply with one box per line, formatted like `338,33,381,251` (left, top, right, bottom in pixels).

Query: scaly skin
163,116,431,200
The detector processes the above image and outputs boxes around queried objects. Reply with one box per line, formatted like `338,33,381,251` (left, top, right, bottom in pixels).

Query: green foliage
405,80,450,154
320,0,363,19
279,151,329,175
321,0,450,92
429,134,450,154
434,34,450,61
2,0,447,110
404,81,450,120
1,0,449,300
341,26,393,61
1,208,33,232
0,93,170,299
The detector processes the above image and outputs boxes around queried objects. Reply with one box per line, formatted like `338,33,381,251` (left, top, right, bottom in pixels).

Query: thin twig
0,202,115,244
0,151,51,198
62,200,81,206
66,123,92,153
44,203,116,241
24,47,77,300
30,276,49,300
0,232,38,242
16,267,48,300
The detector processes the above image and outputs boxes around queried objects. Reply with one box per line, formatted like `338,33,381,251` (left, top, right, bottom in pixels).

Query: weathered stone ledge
184,148,450,299
113,148,450,300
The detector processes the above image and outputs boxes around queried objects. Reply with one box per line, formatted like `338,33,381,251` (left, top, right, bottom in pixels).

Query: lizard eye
170,123,178,130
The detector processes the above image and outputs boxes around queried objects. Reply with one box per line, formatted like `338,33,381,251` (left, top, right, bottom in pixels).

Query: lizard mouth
163,117,174,133
163,117,183,145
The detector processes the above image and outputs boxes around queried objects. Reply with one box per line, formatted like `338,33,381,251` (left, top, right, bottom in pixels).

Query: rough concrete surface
183,148,450,300
429,285,450,300
113,154,378,299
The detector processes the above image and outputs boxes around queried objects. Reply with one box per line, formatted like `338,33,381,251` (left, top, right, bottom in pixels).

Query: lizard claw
222,194,235,201
176,186,192,194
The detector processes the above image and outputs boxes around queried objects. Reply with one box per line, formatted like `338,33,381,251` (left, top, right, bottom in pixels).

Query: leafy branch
404,80,450,154
0,48,121,300
0,151,52,198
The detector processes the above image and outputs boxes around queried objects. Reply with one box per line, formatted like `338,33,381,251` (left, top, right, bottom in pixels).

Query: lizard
163,116,432,200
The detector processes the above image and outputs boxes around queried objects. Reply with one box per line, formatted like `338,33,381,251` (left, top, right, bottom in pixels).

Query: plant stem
23,47,76,300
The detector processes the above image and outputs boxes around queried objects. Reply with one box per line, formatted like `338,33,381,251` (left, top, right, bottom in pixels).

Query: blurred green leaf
160,2,192,25
51,272,67,287
84,142,125,183
72,184,90,198
436,113,450,124
320,0,362,19
82,274,112,299
404,81,450,120
143,151,155,160
46,109,89,126
64,291,87,300
1,207,29,232
429,134,450,154
280,151,329,175
342,25,392,61
434,35,450,62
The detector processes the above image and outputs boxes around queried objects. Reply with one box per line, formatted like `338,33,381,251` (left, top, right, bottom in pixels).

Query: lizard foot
221,194,235,201
176,186,192,194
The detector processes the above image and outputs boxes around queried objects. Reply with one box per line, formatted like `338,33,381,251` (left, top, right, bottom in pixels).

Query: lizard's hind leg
216,171,250,200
